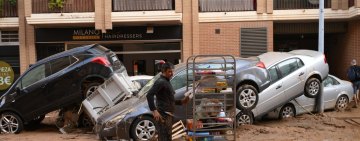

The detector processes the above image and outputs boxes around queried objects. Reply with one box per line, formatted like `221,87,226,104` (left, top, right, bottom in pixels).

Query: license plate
112,56,118,62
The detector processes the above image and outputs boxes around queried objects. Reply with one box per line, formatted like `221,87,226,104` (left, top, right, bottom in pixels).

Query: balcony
32,0,95,14
113,0,174,11
274,0,331,10
0,0,18,17
199,0,256,12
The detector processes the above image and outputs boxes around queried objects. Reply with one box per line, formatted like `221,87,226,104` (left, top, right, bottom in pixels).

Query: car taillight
256,62,266,69
91,57,110,65
323,54,327,64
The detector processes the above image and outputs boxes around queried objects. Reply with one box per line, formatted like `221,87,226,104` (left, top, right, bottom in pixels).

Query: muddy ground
1,102,360,141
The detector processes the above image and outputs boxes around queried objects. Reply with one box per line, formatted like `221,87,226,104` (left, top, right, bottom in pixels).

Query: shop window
154,59,167,75
36,43,65,61
0,31,18,42
133,60,146,76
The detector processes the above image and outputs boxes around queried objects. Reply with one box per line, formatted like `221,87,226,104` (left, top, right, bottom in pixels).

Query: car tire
279,104,295,119
304,78,321,98
236,111,253,126
78,113,94,127
28,115,45,124
336,95,349,112
84,83,101,99
130,116,157,141
0,112,24,134
236,85,259,111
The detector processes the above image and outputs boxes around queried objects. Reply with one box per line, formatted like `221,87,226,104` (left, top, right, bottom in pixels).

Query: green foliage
48,0,66,9
0,0,18,15
6,0,17,5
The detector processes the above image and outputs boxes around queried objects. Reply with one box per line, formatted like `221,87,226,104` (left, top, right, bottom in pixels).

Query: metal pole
318,0,324,113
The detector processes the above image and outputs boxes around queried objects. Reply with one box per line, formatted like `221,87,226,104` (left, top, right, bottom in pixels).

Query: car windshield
137,73,161,97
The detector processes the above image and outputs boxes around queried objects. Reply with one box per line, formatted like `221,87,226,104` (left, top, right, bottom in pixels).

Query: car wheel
236,111,253,126
84,83,101,99
130,116,157,141
236,85,259,110
78,113,94,127
279,104,295,119
0,112,24,134
336,95,349,112
304,78,321,98
28,115,45,124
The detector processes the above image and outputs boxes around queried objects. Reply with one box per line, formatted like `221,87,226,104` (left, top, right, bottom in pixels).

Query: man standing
347,60,360,108
146,62,190,141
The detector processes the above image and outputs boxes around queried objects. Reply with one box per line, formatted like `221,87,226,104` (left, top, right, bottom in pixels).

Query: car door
323,76,340,109
256,65,285,116
278,58,307,100
12,62,52,119
171,69,192,121
47,56,82,108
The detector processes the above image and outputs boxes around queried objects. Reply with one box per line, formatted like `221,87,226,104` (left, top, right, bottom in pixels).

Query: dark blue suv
0,44,124,134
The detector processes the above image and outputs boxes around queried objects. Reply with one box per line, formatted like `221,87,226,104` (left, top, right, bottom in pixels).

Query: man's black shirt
146,75,182,113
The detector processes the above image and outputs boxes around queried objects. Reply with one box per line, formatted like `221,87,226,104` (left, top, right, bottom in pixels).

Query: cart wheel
236,85,259,111
236,111,253,126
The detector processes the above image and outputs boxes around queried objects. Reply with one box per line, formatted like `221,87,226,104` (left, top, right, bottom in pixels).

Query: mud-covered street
1,101,359,141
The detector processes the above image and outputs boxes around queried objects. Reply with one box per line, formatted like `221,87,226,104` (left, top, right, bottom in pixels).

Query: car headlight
104,114,126,128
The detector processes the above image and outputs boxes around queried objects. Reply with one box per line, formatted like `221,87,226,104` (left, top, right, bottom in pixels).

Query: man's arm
146,83,161,111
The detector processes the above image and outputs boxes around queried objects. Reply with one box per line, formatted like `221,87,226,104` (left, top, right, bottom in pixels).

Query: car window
330,76,340,85
171,70,193,91
269,66,279,84
297,59,304,67
137,74,161,97
143,79,151,86
50,56,71,74
21,63,50,89
323,76,334,87
278,59,299,77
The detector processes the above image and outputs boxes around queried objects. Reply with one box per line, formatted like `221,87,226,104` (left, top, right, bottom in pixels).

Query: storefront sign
36,26,182,42
0,61,14,90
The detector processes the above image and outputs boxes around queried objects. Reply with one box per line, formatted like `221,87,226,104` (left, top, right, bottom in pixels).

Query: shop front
35,25,182,76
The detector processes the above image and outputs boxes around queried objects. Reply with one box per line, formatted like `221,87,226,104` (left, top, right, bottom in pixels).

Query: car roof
258,52,294,68
129,75,154,80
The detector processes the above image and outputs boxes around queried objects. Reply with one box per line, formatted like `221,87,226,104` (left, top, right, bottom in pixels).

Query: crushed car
265,74,353,119
0,44,124,134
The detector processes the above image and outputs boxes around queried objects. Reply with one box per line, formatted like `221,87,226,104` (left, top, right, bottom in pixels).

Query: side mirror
15,86,20,93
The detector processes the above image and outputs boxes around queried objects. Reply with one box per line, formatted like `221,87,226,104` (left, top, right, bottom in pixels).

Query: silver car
265,75,353,119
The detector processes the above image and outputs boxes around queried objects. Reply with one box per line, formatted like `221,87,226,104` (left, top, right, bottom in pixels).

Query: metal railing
349,0,355,8
32,0,95,13
113,0,174,11
274,0,331,10
0,0,18,17
199,0,256,12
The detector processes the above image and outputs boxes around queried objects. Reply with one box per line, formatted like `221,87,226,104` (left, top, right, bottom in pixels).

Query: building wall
327,20,360,80
198,21,273,57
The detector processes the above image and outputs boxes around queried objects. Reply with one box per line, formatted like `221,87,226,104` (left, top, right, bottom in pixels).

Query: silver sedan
265,75,353,119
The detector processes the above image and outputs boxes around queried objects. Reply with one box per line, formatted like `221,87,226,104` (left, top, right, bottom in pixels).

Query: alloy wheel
135,120,156,140
86,85,98,98
282,106,294,118
309,81,319,96
238,114,251,125
0,115,19,133
239,89,257,108
337,96,348,111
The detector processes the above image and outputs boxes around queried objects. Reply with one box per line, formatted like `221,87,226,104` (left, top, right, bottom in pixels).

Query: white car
265,75,353,119
129,75,153,90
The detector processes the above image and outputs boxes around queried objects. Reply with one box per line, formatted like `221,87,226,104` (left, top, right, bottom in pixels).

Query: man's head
352,60,357,65
161,62,174,79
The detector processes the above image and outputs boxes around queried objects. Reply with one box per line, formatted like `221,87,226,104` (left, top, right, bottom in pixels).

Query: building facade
1,0,360,93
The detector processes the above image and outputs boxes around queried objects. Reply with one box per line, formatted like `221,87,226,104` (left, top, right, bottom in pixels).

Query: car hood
97,95,148,123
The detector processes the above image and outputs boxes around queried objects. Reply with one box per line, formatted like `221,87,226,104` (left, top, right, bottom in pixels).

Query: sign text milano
73,29,143,39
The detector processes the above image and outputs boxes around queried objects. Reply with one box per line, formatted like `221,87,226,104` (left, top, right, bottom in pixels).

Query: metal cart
186,55,237,141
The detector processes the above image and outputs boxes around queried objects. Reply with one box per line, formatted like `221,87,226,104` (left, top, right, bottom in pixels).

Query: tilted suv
0,44,125,134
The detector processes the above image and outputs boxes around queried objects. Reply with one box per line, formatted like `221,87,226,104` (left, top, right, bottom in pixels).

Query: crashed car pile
1,44,354,141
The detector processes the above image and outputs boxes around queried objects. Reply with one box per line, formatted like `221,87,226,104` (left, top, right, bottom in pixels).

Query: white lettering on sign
0,67,11,72
73,29,101,36
0,76,11,85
